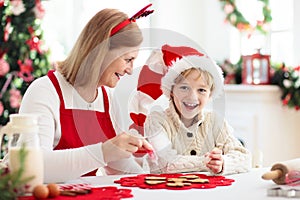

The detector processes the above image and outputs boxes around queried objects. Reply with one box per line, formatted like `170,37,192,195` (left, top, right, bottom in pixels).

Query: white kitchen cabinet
224,84,300,167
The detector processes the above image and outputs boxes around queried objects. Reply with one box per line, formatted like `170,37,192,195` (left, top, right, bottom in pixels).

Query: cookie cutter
267,187,300,198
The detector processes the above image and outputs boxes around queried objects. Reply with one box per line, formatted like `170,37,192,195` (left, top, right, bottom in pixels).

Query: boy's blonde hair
174,67,215,95
161,55,223,100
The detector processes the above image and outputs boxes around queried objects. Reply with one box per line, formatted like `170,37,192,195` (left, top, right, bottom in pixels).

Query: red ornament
26,36,43,53
17,59,34,82
242,49,271,85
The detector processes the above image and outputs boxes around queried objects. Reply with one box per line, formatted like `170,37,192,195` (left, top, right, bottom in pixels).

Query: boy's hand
205,147,224,174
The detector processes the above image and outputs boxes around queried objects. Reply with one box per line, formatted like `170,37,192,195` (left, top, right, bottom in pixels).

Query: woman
17,5,154,183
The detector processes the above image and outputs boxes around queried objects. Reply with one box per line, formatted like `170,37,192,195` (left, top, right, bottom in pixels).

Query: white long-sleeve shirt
18,71,145,183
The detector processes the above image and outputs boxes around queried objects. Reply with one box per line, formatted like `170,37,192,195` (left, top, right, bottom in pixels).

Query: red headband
110,4,154,36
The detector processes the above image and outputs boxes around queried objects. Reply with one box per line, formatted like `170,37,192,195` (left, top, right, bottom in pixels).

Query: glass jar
0,114,43,192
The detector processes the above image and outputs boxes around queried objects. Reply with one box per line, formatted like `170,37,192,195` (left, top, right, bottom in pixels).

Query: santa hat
129,44,224,135
161,48,224,100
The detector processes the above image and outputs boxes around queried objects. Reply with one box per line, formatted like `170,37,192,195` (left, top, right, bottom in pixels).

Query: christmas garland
271,64,300,110
219,59,300,111
218,1,300,111
219,0,272,34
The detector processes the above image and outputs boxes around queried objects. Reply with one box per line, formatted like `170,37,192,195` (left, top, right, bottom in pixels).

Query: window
229,0,295,66
270,0,294,66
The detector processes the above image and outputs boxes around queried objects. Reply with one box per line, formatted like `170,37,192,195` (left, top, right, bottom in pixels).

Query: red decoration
110,3,154,36
242,49,271,85
17,59,34,82
137,65,163,100
114,173,234,190
161,44,204,67
26,36,43,54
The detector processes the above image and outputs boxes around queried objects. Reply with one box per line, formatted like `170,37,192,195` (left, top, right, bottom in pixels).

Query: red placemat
18,186,133,200
114,173,234,190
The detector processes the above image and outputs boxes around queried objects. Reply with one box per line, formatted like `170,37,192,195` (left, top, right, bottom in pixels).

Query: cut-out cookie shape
166,182,192,187
179,175,199,179
145,180,166,185
145,176,167,180
187,178,209,183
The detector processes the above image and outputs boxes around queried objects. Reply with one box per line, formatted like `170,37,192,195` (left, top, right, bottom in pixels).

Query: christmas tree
0,0,51,157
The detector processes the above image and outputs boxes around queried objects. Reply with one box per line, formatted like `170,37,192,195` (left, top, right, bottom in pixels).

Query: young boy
131,44,252,175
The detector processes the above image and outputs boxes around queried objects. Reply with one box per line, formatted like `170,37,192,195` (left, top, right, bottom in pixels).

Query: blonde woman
16,5,154,183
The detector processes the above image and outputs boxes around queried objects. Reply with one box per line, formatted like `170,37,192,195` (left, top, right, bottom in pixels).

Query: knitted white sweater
144,102,252,175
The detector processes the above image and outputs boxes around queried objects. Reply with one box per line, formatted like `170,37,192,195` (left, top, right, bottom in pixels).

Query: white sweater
144,102,252,175
17,71,145,183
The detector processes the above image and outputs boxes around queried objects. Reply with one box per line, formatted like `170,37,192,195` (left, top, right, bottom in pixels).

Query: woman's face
172,69,211,123
99,48,139,88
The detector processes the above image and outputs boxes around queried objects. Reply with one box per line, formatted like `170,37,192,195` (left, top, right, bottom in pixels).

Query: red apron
47,70,117,176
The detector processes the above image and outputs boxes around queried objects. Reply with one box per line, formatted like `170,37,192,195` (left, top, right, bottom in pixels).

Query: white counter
66,168,298,200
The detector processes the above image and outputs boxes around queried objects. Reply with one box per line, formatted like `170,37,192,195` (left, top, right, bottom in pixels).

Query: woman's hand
205,148,224,174
102,133,153,163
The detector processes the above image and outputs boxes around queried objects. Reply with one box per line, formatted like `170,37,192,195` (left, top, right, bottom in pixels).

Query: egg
33,185,49,199
47,183,60,198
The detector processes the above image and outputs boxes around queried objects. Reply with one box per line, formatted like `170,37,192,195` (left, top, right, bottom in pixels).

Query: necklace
87,103,92,110
87,89,98,110
84,89,98,110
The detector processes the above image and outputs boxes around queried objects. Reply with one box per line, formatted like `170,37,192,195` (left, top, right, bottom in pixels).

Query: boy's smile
172,69,211,127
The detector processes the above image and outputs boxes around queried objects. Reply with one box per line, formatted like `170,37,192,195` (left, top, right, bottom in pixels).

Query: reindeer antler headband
110,4,154,36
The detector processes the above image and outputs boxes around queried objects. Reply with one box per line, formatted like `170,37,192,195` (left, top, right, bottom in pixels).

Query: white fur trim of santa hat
161,55,224,100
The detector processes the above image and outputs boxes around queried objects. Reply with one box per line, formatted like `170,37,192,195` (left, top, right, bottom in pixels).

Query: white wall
43,0,300,64
294,0,300,65
150,0,230,61
42,0,150,61
42,0,230,62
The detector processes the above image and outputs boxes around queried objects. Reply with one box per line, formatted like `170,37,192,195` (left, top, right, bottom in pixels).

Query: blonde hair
173,67,215,94
56,8,143,89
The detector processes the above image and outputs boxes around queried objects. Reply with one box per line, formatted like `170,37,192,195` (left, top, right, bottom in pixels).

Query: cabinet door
226,113,262,168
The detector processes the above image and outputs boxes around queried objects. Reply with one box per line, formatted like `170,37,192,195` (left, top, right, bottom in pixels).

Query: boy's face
172,69,211,123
